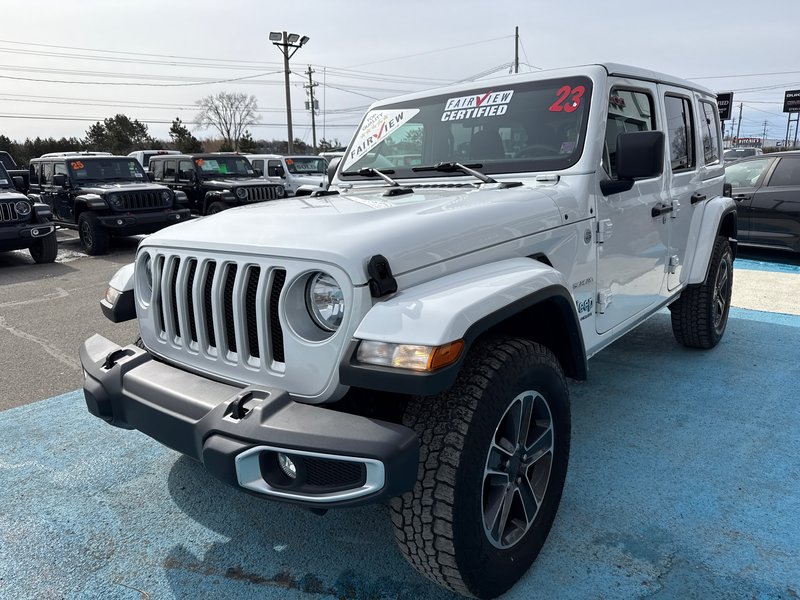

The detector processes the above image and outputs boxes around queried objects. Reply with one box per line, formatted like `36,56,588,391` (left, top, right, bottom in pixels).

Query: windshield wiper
412,162,522,188
341,167,413,197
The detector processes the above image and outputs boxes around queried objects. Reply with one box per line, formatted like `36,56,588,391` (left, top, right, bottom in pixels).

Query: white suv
82,63,736,599
247,154,328,195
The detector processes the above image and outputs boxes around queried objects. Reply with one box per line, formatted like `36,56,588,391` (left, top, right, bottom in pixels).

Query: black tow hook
104,348,132,370
228,390,255,420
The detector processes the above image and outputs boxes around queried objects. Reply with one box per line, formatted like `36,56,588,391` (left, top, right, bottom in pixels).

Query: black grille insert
269,269,286,363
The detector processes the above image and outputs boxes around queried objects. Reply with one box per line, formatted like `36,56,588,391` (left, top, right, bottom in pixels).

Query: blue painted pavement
1,300,799,599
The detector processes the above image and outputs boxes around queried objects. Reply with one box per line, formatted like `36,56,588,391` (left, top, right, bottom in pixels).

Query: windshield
0,163,12,188
285,157,327,175
68,158,147,182
341,76,592,178
195,156,254,178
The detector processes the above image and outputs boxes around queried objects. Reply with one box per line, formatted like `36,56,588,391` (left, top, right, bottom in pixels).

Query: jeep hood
141,185,563,285
76,182,164,194
202,178,273,189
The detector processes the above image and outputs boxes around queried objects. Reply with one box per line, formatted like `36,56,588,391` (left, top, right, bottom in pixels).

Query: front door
596,81,669,334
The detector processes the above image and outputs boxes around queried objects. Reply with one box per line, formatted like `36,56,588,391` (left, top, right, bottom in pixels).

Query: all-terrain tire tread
389,337,565,598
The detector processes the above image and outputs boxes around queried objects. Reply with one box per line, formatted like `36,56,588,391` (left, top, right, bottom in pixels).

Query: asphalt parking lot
0,237,799,599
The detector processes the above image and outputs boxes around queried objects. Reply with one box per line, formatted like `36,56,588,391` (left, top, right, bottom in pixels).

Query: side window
41,162,53,185
724,157,773,188
29,164,39,186
251,159,264,172
604,89,656,178
151,160,164,180
178,160,193,180
699,101,721,166
767,158,800,187
664,95,695,171
267,160,282,177
164,160,177,180
54,163,68,176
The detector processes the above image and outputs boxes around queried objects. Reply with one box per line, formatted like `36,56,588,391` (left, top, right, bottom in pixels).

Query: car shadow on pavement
164,456,459,600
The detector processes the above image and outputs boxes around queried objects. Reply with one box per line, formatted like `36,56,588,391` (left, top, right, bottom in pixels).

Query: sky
1,0,799,147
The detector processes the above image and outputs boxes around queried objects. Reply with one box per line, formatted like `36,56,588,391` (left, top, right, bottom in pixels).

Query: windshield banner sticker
441,90,514,122
343,109,419,170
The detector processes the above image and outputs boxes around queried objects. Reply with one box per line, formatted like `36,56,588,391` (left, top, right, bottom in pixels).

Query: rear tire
670,236,733,349
390,337,570,599
78,212,110,255
29,228,58,264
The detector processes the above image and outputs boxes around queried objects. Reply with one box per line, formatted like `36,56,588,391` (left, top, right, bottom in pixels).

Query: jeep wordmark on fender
81,64,737,599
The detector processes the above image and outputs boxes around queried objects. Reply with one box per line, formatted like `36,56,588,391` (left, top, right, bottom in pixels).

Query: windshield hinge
367,255,398,298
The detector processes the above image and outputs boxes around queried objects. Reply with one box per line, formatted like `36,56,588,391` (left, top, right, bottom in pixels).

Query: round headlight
160,190,171,202
15,200,31,216
235,187,248,199
275,186,285,197
306,272,344,332
107,193,122,208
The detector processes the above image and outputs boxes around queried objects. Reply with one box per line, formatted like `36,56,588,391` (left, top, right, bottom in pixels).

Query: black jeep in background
0,150,30,194
27,153,191,255
0,161,57,264
148,153,284,215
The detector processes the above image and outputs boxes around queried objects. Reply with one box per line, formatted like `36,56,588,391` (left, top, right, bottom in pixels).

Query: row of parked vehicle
0,150,332,259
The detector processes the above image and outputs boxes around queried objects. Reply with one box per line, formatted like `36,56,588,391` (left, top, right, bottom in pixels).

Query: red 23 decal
549,85,585,113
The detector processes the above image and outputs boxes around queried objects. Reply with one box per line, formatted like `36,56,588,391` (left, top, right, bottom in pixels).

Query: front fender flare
341,258,587,395
100,263,136,323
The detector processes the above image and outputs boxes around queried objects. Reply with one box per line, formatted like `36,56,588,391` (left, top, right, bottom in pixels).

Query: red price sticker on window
549,85,585,113
71,160,84,169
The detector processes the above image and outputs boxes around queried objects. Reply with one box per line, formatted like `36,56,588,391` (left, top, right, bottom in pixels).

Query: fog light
277,453,297,479
117,219,123,225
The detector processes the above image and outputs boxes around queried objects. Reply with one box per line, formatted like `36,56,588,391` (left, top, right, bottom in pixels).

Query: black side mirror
276,166,286,178
146,171,156,182
601,131,664,196
254,168,263,177
52,174,67,187
12,176,24,191
722,182,732,198
326,157,341,184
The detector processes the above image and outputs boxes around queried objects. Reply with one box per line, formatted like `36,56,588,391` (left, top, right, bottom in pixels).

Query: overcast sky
1,0,799,147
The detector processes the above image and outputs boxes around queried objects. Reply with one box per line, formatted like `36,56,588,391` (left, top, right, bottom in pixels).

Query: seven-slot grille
0,201,20,222
240,186,283,202
114,190,170,211
152,254,286,368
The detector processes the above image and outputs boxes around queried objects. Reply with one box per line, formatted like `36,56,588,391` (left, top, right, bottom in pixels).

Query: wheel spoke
492,484,516,543
517,476,540,525
518,395,534,451
523,425,553,467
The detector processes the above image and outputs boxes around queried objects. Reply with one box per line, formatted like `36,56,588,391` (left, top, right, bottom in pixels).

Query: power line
346,35,512,69
0,70,283,87
0,112,359,127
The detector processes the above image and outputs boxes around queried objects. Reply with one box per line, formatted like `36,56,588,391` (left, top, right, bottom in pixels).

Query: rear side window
251,159,264,171
29,164,39,186
698,101,721,166
725,157,773,188
151,160,164,179
41,162,53,185
767,158,800,187
664,95,695,171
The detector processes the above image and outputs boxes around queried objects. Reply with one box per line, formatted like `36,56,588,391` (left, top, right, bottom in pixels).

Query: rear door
748,154,800,251
724,157,775,242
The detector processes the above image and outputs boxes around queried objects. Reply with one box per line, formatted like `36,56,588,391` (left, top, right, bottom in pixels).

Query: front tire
670,235,733,349
390,338,570,599
29,229,58,264
206,201,228,215
78,212,110,255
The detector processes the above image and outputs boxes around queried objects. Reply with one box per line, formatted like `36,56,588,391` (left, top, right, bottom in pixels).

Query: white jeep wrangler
81,63,736,599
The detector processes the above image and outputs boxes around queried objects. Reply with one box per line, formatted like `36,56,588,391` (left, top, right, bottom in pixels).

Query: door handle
651,203,674,217
732,194,751,202
690,193,706,204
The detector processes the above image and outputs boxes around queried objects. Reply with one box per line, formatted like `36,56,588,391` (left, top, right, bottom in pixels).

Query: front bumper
80,334,419,507
97,208,191,234
0,221,55,250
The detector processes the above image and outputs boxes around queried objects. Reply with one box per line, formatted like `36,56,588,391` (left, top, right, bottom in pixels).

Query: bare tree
195,92,260,151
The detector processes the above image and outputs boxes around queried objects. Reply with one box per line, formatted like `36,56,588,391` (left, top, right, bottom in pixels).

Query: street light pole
269,31,310,154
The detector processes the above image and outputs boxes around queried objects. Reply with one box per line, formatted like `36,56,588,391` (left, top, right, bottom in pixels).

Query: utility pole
514,26,519,74
305,66,319,153
762,120,768,146
269,31,310,154
735,103,743,143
